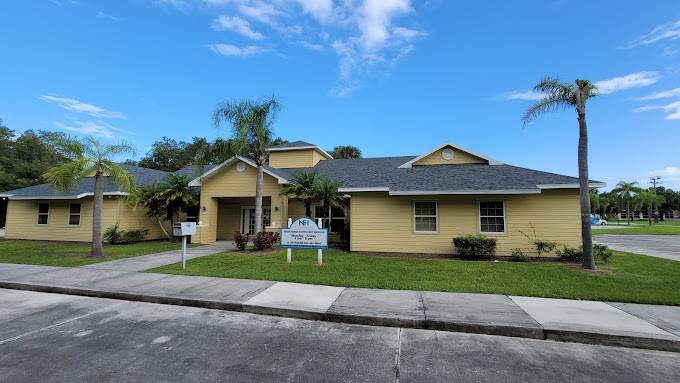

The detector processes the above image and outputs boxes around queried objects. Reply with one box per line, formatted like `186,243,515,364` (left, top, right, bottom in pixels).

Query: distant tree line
0,118,363,192
591,181,680,222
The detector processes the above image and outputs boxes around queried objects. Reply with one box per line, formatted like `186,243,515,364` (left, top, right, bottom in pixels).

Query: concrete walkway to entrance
1,262,679,352
79,241,235,272
594,235,680,261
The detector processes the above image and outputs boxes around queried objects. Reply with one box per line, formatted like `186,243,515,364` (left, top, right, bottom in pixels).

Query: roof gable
187,156,289,187
399,142,502,168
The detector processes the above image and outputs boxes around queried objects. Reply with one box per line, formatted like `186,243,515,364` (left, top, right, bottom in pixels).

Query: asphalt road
1,289,679,382
594,234,680,261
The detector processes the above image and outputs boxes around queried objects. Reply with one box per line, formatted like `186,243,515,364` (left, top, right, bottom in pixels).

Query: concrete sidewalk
79,241,235,271
1,262,679,352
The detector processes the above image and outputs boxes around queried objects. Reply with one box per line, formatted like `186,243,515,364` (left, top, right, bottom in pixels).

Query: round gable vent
236,162,246,172
442,148,454,160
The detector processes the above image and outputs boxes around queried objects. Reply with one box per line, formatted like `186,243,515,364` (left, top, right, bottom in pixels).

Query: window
37,203,49,225
413,201,437,233
68,204,81,226
479,200,505,233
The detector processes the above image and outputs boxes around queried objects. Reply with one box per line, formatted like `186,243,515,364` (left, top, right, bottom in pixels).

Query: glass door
241,206,271,235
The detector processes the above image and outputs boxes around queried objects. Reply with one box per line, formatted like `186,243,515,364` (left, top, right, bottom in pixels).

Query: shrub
104,223,124,245
510,248,529,262
122,229,148,243
556,246,583,263
254,231,280,251
594,244,614,262
453,235,496,260
533,240,558,258
233,232,249,251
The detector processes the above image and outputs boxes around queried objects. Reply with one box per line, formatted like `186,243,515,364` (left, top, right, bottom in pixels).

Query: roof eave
188,156,289,187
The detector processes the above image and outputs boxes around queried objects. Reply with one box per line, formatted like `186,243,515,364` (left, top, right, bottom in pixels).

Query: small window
414,201,437,233
479,201,505,233
37,203,49,225
68,204,81,226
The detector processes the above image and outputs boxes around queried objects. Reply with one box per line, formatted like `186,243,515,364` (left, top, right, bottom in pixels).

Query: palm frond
104,140,137,158
43,157,92,190
521,93,574,125
51,135,85,160
104,161,136,193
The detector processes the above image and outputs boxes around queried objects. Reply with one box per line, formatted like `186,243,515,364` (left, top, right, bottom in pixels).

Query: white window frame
68,203,81,226
413,200,438,234
240,206,271,234
478,200,507,235
37,203,49,225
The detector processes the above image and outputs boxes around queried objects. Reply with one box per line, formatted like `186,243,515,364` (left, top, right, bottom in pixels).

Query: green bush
533,239,558,258
104,223,124,245
122,229,148,243
453,235,497,260
253,231,280,251
510,248,529,262
233,232,249,251
556,246,583,262
594,244,614,262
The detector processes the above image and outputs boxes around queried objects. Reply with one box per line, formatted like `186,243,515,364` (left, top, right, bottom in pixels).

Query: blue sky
1,0,679,189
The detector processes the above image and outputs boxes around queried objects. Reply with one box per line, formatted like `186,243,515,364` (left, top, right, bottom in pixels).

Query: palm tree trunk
576,91,595,270
254,163,264,234
91,172,104,257
626,200,631,225
647,203,652,225
156,216,171,240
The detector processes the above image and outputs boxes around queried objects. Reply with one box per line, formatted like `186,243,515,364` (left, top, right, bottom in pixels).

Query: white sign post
172,222,196,270
281,217,328,265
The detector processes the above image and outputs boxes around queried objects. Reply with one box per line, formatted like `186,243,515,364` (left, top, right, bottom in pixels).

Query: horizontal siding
414,147,487,166
350,189,580,255
268,149,326,168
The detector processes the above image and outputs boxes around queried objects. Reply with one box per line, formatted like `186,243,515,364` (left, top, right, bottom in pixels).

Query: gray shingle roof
268,140,315,150
174,164,218,179
269,156,596,193
3,165,169,199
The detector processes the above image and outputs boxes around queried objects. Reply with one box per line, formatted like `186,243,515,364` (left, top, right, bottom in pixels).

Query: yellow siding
4,197,168,242
349,189,580,255
287,199,308,220
195,160,286,243
413,146,487,166
268,149,327,168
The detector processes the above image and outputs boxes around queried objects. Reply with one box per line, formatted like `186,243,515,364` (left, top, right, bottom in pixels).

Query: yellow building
1,140,604,255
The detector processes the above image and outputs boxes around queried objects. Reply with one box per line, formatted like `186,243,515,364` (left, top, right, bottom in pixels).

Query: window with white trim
479,200,505,233
37,203,49,225
68,203,81,226
413,201,437,233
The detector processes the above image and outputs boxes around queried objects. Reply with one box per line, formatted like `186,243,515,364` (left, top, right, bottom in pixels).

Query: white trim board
188,155,289,187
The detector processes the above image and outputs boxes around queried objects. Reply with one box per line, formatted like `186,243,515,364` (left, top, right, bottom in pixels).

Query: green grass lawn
0,239,192,267
593,220,680,235
150,249,680,306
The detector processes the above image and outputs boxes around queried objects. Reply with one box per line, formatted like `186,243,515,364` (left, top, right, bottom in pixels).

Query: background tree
159,173,198,227
612,181,642,224
138,136,210,171
44,136,136,257
214,96,280,234
130,183,171,239
280,172,318,217
522,77,598,270
330,145,362,159
634,191,665,225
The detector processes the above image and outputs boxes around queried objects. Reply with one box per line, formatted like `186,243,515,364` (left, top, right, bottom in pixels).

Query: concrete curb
2,279,679,352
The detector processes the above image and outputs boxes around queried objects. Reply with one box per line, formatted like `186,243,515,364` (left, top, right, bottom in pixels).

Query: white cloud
630,19,680,47
635,87,680,101
52,119,131,138
634,100,680,120
295,0,333,23
505,90,544,101
237,1,283,24
595,71,660,94
208,43,269,57
39,95,126,119
297,40,324,51
152,0,190,12
651,166,680,177
356,0,412,52
97,11,121,22
212,15,263,40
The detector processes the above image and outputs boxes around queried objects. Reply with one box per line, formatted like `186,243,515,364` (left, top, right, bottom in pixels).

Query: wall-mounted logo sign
281,217,328,249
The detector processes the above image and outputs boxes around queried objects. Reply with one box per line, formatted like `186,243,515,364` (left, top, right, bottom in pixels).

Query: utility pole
649,177,662,222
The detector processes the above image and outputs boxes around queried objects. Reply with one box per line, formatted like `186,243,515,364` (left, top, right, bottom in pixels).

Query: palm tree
634,191,665,225
280,172,318,217
130,183,171,240
330,145,362,159
314,177,346,229
612,181,642,225
522,77,598,270
45,136,135,257
159,173,198,229
214,96,280,234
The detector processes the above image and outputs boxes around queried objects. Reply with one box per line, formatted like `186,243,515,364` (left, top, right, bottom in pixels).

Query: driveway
2,289,679,383
594,235,680,261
